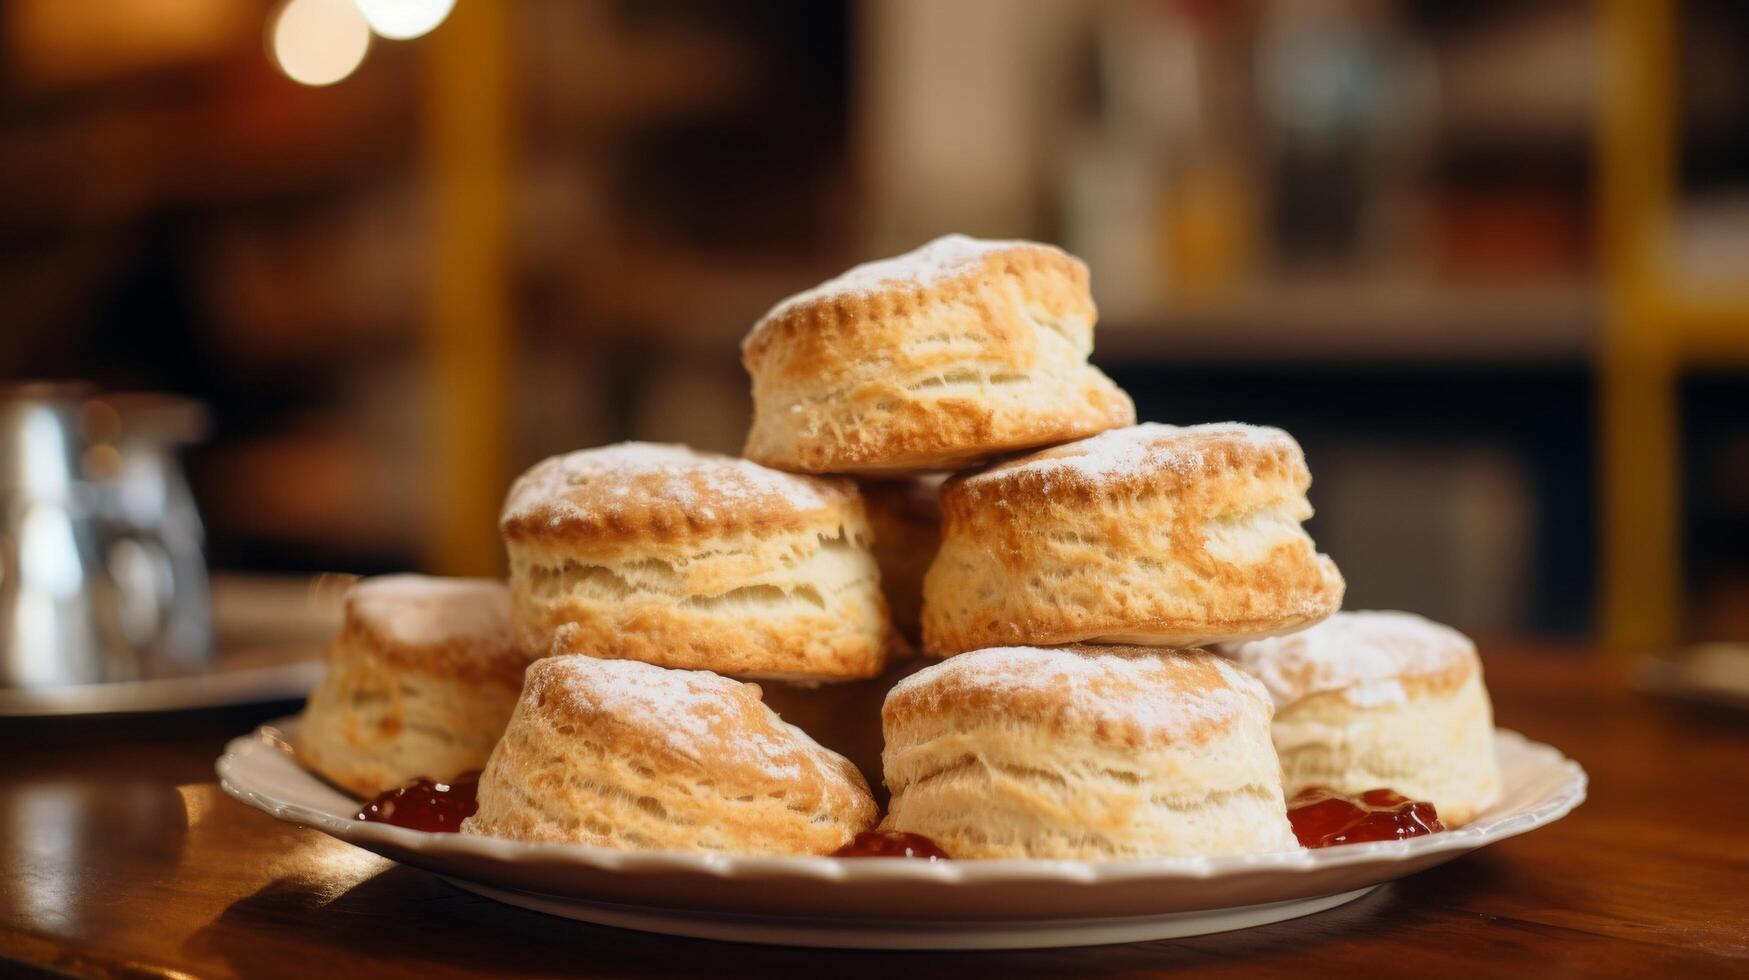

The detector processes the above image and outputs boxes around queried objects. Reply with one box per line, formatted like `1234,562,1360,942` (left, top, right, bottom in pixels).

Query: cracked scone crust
501,442,892,680
922,422,1345,654
296,575,524,797
741,235,1135,474
880,645,1297,858
1221,611,1501,826
461,656,877,854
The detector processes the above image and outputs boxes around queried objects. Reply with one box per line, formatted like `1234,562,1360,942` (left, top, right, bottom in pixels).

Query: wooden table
2,644,1744,978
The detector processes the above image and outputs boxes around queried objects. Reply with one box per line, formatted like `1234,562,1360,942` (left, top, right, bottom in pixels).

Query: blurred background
1,0,1744,656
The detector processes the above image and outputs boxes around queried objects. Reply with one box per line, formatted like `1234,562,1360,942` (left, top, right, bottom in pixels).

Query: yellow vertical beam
422,1,514,576
1598,0,1679,654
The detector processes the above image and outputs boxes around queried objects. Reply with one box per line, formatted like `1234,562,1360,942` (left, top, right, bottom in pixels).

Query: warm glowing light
354,0,454,40
269,0,370,87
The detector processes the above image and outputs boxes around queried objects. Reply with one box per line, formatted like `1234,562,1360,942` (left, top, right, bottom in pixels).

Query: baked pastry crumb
742,235,1134,474
881,645,1298,858
462,656,877,853
923,422,1345,654
297,575,523,797
501,442,893,681
1220,611,1501,826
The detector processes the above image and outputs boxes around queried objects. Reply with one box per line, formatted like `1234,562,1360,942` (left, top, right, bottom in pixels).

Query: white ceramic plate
218,720,1584,949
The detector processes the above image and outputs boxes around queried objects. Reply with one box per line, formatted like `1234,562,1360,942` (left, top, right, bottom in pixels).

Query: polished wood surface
2,644,1744,978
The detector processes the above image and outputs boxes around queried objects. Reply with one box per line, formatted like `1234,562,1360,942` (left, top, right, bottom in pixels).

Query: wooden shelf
1098,281,1596,364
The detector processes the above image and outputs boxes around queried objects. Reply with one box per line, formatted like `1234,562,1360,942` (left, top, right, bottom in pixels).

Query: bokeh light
354,0,455,41
269,0,371,87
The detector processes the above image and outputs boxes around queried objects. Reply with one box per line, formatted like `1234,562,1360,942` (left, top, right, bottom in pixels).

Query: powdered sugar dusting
963,422,1293,488
891,646,1268,742
347,575,509,649
1219,610,1477,708
756,234,1045,325
502,442,838,529
526,656,843,782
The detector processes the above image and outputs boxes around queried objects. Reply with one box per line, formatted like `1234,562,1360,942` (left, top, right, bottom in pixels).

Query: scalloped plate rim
217,718,1586,886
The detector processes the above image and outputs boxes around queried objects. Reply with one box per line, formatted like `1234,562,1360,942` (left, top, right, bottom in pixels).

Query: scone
880,645,1297,859
1221,610,1501,826
296,575,523,797
461,656,877,853
858,476,942,644
741,235,1135,474
922,422,1345,654
501,442,892,681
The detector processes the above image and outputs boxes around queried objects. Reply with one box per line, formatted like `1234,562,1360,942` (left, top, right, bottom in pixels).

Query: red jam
1288,787,1445,847
832,831,951,859
355,772,480,832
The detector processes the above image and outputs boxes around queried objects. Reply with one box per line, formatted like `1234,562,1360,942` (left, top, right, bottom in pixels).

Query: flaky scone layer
295,576,523,797
880,646,1297,859
298,650,521,798
1226,612,1502,826
462,657,877,854
503,443,893,680
501,442,863,553
1272,671,1500,826
922,423,1344,654
741,235,1134,474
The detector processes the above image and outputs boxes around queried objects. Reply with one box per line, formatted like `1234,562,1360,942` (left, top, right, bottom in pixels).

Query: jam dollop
1288,786,1445,848
832,830,950,859
355,772,480,832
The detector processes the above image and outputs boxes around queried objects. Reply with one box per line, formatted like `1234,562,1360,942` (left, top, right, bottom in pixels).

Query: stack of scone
298,233,1502,858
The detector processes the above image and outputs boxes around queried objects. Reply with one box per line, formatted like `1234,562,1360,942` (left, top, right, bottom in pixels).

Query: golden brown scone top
521,656,874,802
741,235,1093,361
340,574,523,687
951,422,1308,503
1219,611,1480,708
883,645,1273,749
500,442,860,545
